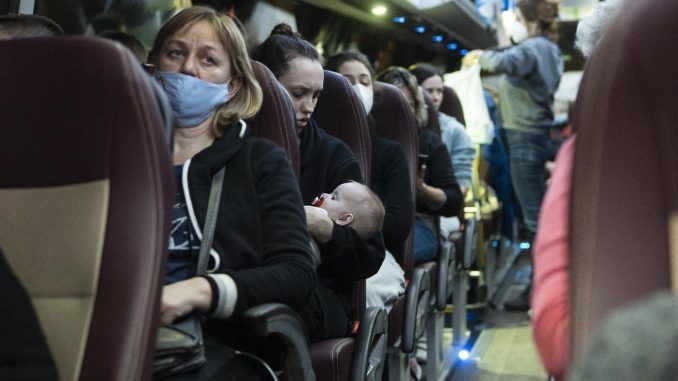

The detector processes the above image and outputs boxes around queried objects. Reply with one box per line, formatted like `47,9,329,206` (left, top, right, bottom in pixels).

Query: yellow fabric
0,180,109,381
462,145,499,268
464,181,500,220
464,144,500,221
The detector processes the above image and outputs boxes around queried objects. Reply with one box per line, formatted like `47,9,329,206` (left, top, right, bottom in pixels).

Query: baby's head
313,181,384,240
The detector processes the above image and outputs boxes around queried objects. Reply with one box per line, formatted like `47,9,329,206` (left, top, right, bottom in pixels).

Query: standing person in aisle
464,0,563,311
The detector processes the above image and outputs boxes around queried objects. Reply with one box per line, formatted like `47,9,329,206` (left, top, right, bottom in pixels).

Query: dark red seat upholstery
314,69,371,322
569,0,678,361
419,91,450,302
314,70,372,182
371,81,418,270
440,86,466,126
0,37,173,381
311,70,387,381
236,59,317,380
371,82,415,351
419,88,443,302
248,60,300,177
370,81,431,379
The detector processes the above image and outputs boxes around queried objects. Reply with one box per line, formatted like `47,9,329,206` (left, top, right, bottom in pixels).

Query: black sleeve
318,153,386,283
317,225,386,283
0,249,58,381
226,145,317,315
424,134,463,217
379,143,414,255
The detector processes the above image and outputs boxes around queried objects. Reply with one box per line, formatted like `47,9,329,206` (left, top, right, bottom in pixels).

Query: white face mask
352,83,374,114
511,21,529,44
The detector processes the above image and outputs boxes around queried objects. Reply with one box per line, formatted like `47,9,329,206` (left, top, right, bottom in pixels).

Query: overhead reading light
372,5,387,16
392,16,406,24
414,25,426,33
447,43,458,50
432,35,443,43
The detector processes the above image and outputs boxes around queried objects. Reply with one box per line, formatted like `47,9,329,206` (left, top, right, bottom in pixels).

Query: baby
306,181,405,312
307,181,385,240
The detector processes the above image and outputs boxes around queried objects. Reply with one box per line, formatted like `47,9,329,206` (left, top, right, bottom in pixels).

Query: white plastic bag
443,65,495,144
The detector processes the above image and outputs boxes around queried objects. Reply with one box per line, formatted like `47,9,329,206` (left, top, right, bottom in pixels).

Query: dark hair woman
254,26,386,342
376,66,463,265
409,62,475,195
326,52,412,258
326,51,411,311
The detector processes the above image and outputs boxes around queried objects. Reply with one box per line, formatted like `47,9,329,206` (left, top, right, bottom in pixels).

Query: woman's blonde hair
375,66,428,128
149,6,262,137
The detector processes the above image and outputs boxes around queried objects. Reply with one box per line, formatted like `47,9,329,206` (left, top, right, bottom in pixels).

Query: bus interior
2,0,675,380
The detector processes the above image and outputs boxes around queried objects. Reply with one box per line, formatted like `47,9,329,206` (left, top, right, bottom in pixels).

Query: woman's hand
416,165,447,211
160,277,212,325
462,50,483,68
305,205,334,243
416,164,427,191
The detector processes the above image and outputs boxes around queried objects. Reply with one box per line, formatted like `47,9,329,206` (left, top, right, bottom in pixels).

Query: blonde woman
149,6,316,379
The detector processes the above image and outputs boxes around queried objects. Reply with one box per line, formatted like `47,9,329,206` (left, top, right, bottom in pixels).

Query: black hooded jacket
182,120,317,318
298,119,385,290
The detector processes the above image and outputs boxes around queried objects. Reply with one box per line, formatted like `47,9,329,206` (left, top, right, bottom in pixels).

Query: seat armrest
463,218,478,269
242,303,315,381
436,241,454,310
350,307,388,381
401,268,431,353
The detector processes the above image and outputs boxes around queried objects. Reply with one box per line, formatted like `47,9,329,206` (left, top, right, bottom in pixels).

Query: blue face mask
155,71,231,128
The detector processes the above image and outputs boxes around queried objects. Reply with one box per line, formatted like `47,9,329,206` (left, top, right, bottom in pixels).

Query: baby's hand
305,205,328,217
304,206,334,243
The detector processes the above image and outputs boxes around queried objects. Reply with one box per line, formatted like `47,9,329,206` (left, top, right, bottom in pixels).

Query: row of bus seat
0,35,477,381
0,36,175,381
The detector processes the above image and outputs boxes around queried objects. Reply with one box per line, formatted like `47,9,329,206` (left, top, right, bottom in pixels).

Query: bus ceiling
298,0,497,50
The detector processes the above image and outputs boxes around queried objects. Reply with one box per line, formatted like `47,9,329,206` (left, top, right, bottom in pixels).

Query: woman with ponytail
254,25,386,342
